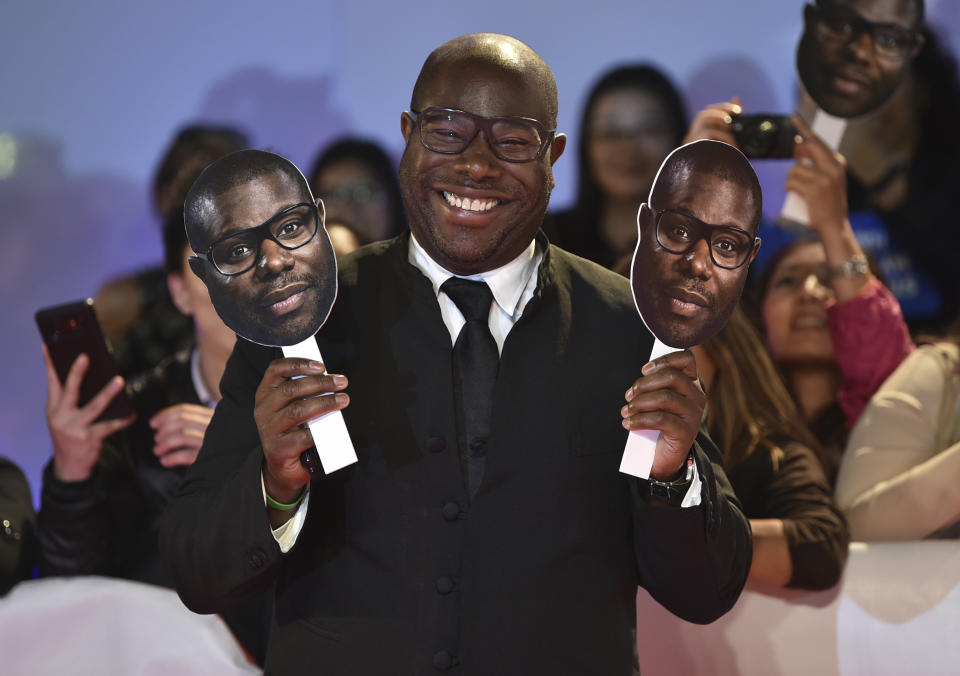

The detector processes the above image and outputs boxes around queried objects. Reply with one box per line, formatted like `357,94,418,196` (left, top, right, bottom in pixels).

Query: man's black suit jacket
160,234,752,675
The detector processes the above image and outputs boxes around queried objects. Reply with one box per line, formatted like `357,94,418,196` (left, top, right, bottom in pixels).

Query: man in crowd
161,33,752,675
631,140,762,348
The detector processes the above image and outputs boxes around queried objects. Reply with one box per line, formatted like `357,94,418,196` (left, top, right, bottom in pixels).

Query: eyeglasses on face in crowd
322,182,384,205
810,0,921,61
408,107,556,162
192,202,321,276
652,208,758,270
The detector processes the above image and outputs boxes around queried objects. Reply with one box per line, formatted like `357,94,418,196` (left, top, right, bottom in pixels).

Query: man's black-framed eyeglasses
652,208,758,270
408,107,556,163
192,202,321,276
809,0,922,60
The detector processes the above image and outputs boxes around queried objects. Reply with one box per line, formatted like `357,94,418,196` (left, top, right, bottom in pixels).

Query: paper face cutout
630,141,759,350
796,0,921,119
190,164,338,348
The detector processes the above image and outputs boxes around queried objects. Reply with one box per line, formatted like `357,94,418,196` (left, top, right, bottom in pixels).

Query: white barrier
1,543,958,675
0,576,260,676
636,541,960,675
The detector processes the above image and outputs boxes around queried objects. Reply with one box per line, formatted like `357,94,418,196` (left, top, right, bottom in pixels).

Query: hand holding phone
37,299,136,481
36,299,134,422
41,346,136,481
730,114,799,159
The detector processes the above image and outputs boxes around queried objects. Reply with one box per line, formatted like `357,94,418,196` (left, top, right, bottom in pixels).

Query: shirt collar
190,348,218,409
408,233,541,320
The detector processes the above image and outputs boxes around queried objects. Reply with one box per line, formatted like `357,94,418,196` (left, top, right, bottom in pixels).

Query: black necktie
442,278,499,500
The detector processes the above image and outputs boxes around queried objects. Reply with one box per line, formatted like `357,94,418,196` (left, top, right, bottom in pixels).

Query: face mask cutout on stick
796,0,924,119
630,141,760,350
622,140,761,478
185,149,355,474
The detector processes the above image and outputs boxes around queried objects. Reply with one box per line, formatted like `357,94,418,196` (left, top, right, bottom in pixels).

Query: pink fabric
827,278,915,429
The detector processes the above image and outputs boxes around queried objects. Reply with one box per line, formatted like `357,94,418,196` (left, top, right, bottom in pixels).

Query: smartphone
730,114,798,159
35,299,135,422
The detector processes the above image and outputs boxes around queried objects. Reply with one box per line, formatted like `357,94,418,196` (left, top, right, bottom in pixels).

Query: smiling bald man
162,34,752,675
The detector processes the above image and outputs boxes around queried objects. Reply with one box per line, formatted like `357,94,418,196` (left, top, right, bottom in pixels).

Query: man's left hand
621,350,704,480
150,403,214,468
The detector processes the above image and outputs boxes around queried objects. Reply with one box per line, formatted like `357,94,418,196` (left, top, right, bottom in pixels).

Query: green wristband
265,486,307,511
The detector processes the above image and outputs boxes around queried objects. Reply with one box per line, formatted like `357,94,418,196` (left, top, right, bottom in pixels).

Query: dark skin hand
254,358,349,526
621,350,705,481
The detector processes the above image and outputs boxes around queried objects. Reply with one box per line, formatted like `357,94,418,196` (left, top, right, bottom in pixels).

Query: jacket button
441,502,460,522
248,550,265,570
426,436,446,453
468,438,486,455
432,651,453,671
436,576,454,594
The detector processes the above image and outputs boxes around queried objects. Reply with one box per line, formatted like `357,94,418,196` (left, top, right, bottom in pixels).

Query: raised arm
788,117,914,426
37,345,139,577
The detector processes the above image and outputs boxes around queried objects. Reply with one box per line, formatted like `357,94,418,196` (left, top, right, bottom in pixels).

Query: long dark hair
572,65,687,222
307,138,407,239
702,305,825,468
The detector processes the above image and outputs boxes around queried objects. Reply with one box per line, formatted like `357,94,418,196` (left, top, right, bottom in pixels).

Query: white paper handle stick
619,338,680,478
779,109,848,227
281,338,358,474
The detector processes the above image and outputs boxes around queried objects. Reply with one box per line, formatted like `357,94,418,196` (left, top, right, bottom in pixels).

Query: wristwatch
829,253,869,279
639,452,694,507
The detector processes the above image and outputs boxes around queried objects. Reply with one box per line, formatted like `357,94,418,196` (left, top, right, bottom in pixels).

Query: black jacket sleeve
767,443,850,590
0,458,36,594
159,339,283,614
631,430,753,624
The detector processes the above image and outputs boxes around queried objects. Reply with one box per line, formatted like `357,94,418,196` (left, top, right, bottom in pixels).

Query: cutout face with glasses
187,159,337,347
797,0,924,118
631,141,761,349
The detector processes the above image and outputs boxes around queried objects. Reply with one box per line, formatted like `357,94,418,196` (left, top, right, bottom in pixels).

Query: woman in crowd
308,137,406,244
835,335,960,541
326,216,370,259
693,306,849,590
687,107,914,483
546,64,686,269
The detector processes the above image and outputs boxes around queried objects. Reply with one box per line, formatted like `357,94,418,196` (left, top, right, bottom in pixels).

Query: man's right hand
43,345,135,482
255,358,349,505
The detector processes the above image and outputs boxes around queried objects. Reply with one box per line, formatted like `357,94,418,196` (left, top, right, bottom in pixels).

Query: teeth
442,191,498,212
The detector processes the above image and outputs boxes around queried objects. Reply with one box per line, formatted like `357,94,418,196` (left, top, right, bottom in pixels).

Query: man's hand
43,345,136,482
255,358,349,504
621,350,704,480
683,99,742,146
150,404,213,468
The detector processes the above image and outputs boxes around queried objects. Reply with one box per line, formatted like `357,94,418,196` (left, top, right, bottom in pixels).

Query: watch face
644,476,690,507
